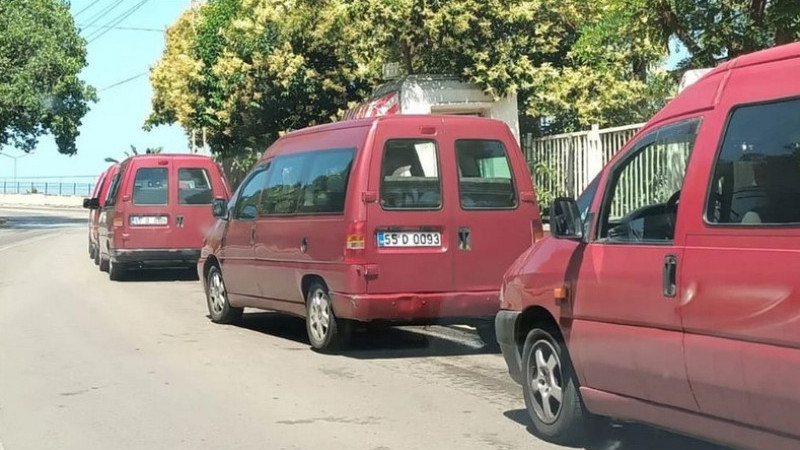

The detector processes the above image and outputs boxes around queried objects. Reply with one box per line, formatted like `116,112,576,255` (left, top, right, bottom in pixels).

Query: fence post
586,124,604,188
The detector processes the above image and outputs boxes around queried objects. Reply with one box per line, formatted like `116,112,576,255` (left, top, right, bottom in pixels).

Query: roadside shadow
504,409,731,450
120,268,199,283
234,311,496,358
0,214,87,228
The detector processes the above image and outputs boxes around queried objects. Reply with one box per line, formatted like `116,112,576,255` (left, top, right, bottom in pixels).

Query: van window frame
104,171,123,207
131,167,169,206
703,95,800,229
284,147,357,217
454,138,519,211
234,163,270,221
258,153,308,217
177,167,215,206
379,138,443,212
594,117,702,245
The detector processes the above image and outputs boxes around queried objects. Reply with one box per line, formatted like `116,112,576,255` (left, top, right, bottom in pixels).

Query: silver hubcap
308,290,331,342
529,340,564,424
208,272,227,314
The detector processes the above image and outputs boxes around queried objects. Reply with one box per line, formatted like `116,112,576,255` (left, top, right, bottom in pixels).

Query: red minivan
83,163,118,265
497,42,800,450
199,115,543,350
98,154,231,280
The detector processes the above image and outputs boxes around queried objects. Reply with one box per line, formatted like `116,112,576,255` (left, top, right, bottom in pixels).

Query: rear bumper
496,310,523,384
111,248,200,266
330,290,500,323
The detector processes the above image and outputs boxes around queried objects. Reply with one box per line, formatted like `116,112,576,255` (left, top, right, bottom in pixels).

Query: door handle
250,225,256,245
300,237,308,253
663,255,677,298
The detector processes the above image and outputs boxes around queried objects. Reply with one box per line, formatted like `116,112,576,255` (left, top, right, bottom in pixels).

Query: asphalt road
0,208,729,450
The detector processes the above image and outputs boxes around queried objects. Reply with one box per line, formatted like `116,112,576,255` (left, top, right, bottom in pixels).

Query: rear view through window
381,139,441,209
456,139,516,209
133,168,168,205
707,97,800,225
179,168,214,205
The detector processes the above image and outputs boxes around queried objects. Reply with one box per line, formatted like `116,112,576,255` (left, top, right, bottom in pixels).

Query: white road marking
0,231,62,253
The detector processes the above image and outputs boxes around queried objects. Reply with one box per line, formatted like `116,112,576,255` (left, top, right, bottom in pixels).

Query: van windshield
381,139,441,210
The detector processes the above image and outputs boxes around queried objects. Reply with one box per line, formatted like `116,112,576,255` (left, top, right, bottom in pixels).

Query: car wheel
108,259,126,281
476,321,499,350
522,328,591,446
206,265,243,324
305,282,349,351
94,247,101,266
99,254,109,272
89,243,95,259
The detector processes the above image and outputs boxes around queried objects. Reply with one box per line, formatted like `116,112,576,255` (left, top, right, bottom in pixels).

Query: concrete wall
397,77,520,143
0,194,85,208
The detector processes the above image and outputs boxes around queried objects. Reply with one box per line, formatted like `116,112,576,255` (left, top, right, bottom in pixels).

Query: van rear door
450,122,540,292
365,118,454,295
121,158,173,250
172,158,229,250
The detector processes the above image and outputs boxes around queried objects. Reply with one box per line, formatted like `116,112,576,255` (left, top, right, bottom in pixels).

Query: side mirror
83,197,100,210
212,198,228,219
551,197,583,240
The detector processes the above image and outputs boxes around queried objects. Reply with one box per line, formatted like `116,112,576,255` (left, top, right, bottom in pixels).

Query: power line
98,72,149,92
86,0,153,43
74,0,101,18
81,0,125,29
77,24,163,33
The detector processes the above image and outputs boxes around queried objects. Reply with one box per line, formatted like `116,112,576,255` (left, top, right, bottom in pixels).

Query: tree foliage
0,0,96,155
148,0,800,159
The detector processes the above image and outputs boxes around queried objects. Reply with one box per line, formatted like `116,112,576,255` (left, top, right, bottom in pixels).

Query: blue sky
0,0,191,182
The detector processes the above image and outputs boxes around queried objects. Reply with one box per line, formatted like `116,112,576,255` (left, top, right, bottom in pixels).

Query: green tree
0,0,96,155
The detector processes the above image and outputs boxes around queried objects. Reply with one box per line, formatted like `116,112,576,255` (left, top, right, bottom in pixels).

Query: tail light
113,213,124,229
344,220,366,263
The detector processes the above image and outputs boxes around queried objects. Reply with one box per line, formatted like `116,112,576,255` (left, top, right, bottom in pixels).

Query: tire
305,281,349,351
476,321,499,350
99,254,109,272
522,327,591,446
205,265,243,324
89,242,95,259
108,259,126,281
94,246,101,266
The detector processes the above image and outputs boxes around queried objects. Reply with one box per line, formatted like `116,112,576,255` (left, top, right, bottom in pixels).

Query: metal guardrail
0,178,96,197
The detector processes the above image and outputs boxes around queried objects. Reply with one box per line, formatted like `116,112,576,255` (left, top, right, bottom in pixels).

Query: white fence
522,123,644,199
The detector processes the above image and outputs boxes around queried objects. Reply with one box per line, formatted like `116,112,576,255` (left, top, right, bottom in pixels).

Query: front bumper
111,248,201,267
330,290,500,323
496,310,523,384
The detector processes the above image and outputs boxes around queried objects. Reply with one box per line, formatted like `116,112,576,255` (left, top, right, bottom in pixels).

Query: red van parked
83,163,118,265
199,115,542,350
98,154,231,280
497,42,800,450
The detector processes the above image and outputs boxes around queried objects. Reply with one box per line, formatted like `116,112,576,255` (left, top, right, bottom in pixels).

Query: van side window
178,168,214,205
381,139,441,210
235,167,269,220
261,155,306,215
105,173,122,206
706,98,800,225
456,139,516,209
296,148,355,214
133,168,168,205
599,119,699,243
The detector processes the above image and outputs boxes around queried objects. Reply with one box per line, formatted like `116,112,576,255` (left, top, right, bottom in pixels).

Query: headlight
129,215,169,226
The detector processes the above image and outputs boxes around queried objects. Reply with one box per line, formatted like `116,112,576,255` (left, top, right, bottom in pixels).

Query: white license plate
378,231,441,247
130,215,168,226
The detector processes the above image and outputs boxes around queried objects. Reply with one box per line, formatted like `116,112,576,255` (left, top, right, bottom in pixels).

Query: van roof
280,114,508,140
125,153,214,160
648,41,800,127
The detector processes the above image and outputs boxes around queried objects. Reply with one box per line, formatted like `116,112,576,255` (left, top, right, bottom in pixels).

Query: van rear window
178,168,213,205
456,140,516,209
381,139,441,210
133,168,168,205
